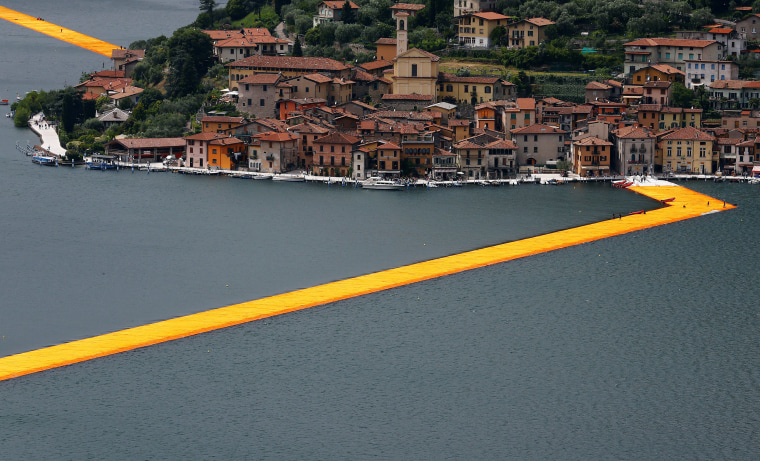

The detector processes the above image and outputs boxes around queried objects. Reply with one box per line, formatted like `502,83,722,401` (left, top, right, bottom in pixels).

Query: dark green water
2,4,759,458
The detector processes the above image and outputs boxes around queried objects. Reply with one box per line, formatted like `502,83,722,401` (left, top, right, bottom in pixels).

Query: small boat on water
86,154,117,170
32,153,58,166
361,177,406,190
661,197,676,203
0,99,9,105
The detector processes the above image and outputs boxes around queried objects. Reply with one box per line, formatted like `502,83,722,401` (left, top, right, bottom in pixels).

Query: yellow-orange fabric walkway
0,183,736,381
0,6,120,57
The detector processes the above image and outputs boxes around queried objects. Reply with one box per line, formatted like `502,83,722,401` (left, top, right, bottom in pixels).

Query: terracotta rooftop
319,1,359,9
586,81,612,90
110,138,186,149
359,60,394,71
254,131,299,142
709,80,760,89
648,64,685,75
304,73,334,84
511,123,566,134
390,3,426,11
574,136,613,146
625,38,718,48
660,126,715,141
375,38,397,45
226,55,349,72
470,12,511,21
523,17,555,27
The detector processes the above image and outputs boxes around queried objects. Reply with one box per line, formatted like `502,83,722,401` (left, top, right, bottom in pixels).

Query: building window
260,99,265,106
411,64,417,77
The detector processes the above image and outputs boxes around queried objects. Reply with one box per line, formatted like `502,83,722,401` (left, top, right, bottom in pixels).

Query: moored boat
32,153,58,166
361,177,406,190
86,154,118,170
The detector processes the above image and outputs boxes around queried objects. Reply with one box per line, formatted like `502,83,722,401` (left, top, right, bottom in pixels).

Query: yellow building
390,48,440,98
457,12,511,48
506,17,554,49
659,126,716,174
638,104,703,131
631,64,685,86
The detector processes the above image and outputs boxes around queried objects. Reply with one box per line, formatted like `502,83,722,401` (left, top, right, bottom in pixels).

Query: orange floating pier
0,6,120,57
0,181,736,382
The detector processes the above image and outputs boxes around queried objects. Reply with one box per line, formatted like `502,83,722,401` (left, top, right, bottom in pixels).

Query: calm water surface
1,3,759,459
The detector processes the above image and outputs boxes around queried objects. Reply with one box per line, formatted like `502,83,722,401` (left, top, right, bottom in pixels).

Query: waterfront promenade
0,6,120,57
28,113,66,157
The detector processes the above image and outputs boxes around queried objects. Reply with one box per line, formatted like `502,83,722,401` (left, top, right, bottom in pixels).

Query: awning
753,165,760,173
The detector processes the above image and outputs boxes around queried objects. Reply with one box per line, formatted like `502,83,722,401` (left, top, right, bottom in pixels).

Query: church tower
396,12,409,57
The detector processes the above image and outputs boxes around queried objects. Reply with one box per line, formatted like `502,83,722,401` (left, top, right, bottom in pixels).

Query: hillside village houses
94,2,760,180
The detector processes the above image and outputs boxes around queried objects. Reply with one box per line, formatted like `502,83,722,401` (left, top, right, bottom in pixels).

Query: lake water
1,3,760,459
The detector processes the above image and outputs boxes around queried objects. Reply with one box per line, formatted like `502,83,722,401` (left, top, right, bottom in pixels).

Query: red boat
660,197,675,203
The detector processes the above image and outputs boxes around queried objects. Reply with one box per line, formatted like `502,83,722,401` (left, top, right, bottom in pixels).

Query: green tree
489,26,506,47
13,105,31,128
226,0,247,19
671,82,695,108
61,91,77,133
341,1,355,24
291,37,303,56
199,0,216,16
166,28,214,97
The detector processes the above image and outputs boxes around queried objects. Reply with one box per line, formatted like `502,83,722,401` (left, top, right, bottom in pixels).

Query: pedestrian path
0,6,120,57
0,181,737,382
28,113,67,157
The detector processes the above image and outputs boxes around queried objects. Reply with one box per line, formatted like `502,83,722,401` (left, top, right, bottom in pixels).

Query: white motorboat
361,177,406,190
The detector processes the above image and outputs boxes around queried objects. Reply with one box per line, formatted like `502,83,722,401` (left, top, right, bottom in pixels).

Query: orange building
376,141,402,176
312,132,360,176
572,136,612,177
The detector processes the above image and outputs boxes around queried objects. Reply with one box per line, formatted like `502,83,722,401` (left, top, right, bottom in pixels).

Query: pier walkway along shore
0,181,736,382
28,113,66,157
0,6,120,57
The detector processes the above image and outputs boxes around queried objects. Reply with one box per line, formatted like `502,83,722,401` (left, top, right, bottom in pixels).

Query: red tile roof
111,138,186,149
390,3,426,11
511,123,566,134
574,136,613,146
254,131,299,142
375,38,397,45
660,126,715,141
625,38,718,48
319,1,358,9
359,60,394,71
470,12,511,21
226,55,349,72
524,17,554,27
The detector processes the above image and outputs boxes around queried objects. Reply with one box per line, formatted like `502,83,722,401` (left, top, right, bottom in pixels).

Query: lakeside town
10,1,760,184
